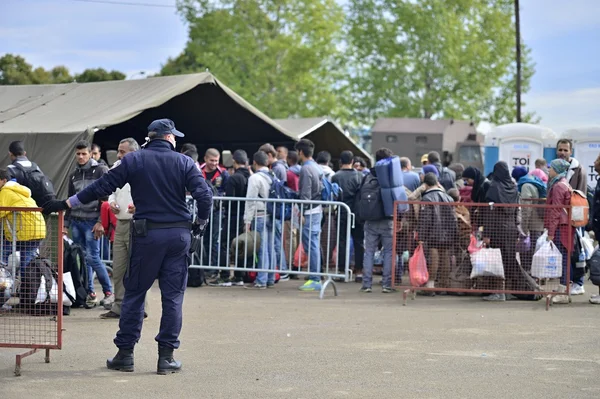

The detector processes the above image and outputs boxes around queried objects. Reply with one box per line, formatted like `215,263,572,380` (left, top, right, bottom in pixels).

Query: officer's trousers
114,227,190,350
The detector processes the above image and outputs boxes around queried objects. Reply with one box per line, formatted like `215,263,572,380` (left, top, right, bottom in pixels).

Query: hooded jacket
271,159,288,183
319,164,335,182
66,158,109,225
243,167,272,224
0,181,46,241
226,167,251,219
567,157,587,193
544,177,573,250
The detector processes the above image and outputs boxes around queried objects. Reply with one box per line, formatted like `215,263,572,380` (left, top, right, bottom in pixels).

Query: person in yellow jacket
0,168,46,275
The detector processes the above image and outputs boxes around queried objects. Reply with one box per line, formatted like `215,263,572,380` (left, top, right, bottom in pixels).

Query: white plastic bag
535,229,548,253
577,229,595,260
470,248,505,279
531,241,563,279
63,272,75,307
36,276,59,304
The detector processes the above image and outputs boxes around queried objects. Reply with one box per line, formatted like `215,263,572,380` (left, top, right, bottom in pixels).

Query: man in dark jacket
43,118,213,375
417,173,457,291
332,150,364,277
428,151,456,191
7,140,56,206
66,140,113,308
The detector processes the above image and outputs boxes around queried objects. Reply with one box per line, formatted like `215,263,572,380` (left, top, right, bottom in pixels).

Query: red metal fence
0,208,63,376
392,201,573,310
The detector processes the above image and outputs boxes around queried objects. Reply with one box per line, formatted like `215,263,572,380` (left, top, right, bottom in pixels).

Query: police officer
43,119,213,374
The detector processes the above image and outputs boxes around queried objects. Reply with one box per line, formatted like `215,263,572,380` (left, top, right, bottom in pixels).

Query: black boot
157,346,182,375
107,348,134,372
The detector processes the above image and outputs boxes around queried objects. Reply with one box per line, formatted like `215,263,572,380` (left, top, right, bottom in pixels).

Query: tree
75,68,126,83
163,0,346,119
0,54,126,85
344,0,536,125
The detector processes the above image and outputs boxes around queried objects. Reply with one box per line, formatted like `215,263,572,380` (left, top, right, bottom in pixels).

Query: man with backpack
243,151,275,289
7,141,56,207
100,138,146,320
428,151,456,191
355,148,397,293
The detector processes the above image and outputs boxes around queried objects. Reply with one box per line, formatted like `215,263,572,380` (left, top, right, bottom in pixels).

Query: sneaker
279,274,290,282
208,277,232,287
570,284,585,296
230,279,245,287
101,292,115,307
382,287,396,294
267,282,275,288
589,295,600,305
359,287,372,293
86,293,97,308
482,294,506,302
298,280,322,291
245,283,266,290
552,294,570,304
100,310,120,319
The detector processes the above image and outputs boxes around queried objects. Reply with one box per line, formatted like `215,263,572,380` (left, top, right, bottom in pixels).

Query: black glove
42,199,69,215
192,218,208,237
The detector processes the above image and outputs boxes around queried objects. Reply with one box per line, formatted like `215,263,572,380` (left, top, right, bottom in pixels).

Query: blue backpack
321,176,342,202
259,171,298,220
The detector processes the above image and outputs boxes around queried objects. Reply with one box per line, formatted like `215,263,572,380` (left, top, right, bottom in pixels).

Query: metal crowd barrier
187,196,354,299
0,209,64,376
392,200,573,310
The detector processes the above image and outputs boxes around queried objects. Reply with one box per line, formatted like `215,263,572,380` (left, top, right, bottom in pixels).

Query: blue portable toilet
484,123,558,176
563,127,600,191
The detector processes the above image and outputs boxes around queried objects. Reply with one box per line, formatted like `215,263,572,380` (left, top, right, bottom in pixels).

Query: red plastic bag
409,244,429,287
294,244,308,268
468,234,483,254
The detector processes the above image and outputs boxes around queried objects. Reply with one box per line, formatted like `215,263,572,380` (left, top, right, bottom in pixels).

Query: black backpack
14,162,56,206
63,240,90,308
355,174,385,222
439,167,456,191
19,257,57,315
589,250,600,286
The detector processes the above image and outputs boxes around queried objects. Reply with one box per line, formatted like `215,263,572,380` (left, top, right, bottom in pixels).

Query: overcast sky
1,0,599,133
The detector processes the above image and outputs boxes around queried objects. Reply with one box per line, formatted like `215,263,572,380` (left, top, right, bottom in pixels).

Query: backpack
355,174,385,222
589,249,600,286
19,257,57,315
321,177,342,202
13,162,56,206
439,167,456,191
259,171,299,220
561,182,589,227
63,239,90,308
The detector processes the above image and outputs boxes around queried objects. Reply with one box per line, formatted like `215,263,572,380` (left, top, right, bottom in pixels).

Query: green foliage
345,0,536,125
0,54,126,85
163,0,346,119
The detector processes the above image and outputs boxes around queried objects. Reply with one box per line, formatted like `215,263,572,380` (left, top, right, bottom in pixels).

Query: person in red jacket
544,159,575,304
99,201,117,242
286,151,300,192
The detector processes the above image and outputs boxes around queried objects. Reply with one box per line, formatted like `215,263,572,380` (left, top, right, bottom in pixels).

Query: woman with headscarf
481,161,526,301
511,166,548,274
544,159,577,304
462,166,490,229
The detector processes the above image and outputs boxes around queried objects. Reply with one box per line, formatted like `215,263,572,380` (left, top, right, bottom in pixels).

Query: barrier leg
45,348,51,363
14,348,39,377
319,277,338,299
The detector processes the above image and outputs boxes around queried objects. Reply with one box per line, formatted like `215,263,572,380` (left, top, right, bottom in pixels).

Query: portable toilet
562,127,600,191
484,123,558,176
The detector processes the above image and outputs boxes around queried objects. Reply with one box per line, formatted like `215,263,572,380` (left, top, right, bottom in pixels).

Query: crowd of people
2,136,599,315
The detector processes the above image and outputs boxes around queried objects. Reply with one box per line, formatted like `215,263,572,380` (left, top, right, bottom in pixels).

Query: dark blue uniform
73,139,213,350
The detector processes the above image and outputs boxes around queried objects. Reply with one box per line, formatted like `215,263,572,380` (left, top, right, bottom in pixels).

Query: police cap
148,119,185,137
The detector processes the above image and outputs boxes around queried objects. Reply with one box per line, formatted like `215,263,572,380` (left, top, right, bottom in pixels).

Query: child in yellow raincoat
0,168,46,275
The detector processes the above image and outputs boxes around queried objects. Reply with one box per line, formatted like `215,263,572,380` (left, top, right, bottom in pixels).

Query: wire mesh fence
392,200,573,308
0,208,63,375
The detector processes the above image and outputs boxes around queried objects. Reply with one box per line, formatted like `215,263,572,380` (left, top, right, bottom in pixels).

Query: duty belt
147,221,192,230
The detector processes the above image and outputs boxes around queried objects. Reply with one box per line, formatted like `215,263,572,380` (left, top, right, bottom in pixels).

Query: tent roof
0,72,295,140
274,117,373,164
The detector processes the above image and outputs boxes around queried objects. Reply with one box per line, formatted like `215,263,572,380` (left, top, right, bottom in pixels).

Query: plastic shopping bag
468,234,483,254
535,229,548,253
36,276,58,304
294,243,308,268
409,244,429,287
470,248,505,279
576,229,595,260
531,241,563,279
